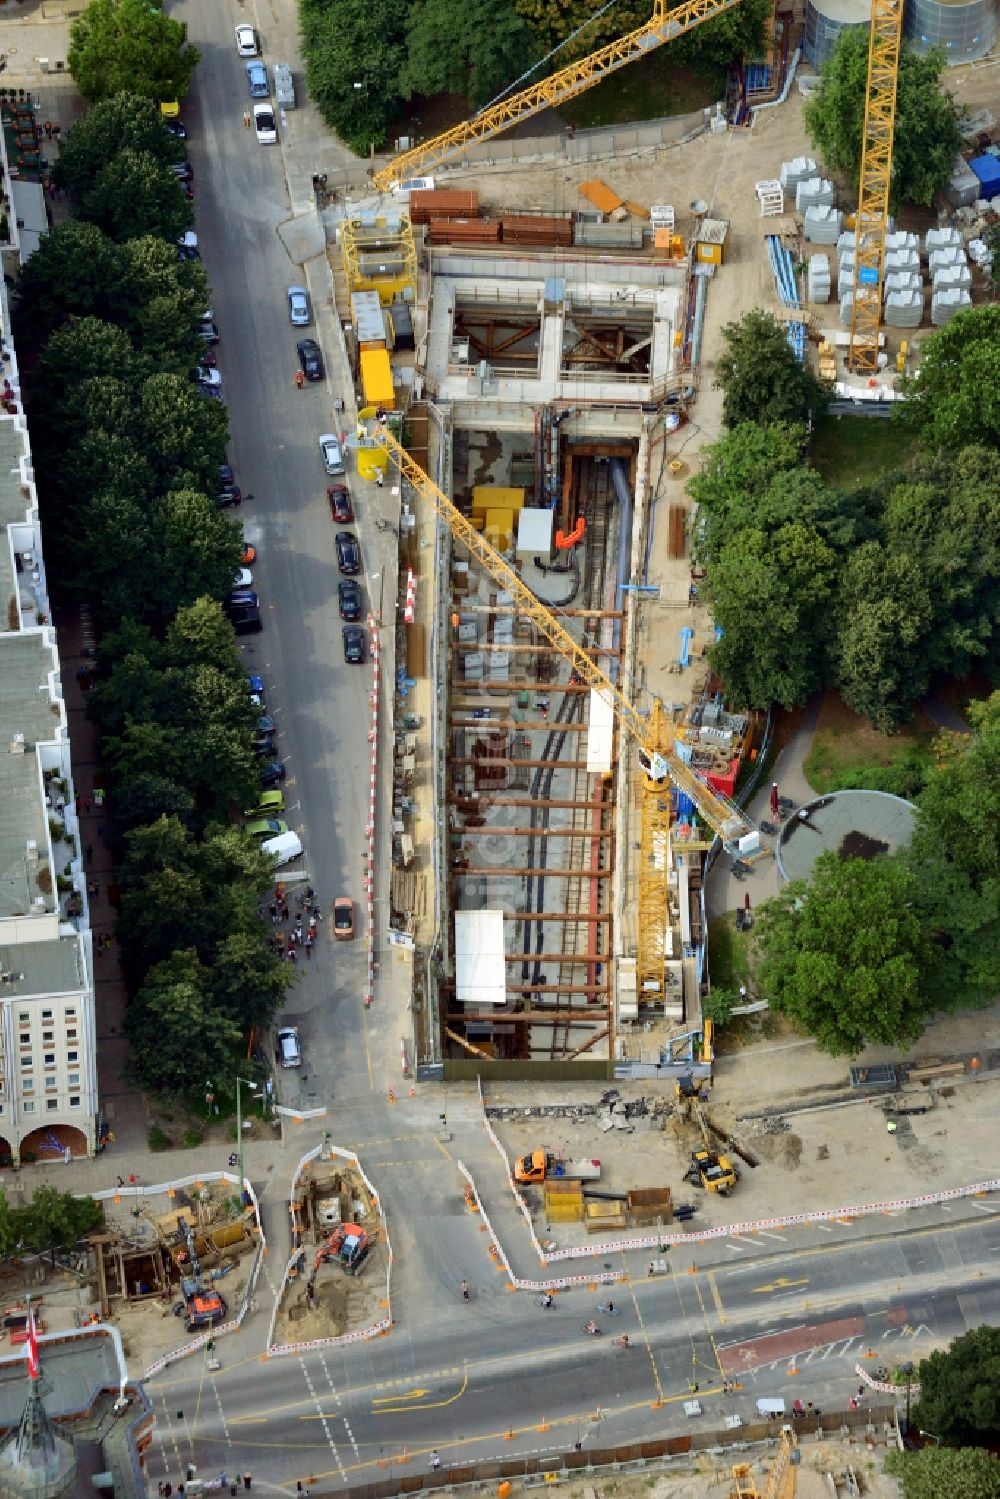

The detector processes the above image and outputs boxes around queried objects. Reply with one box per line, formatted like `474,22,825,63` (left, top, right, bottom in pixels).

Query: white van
262,830,302,866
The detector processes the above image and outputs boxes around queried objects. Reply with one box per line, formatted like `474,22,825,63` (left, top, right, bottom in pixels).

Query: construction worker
293,370,305,389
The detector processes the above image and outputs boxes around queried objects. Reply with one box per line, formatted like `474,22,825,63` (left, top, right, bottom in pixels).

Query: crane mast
847,0,905,372
371,0,743,192
376,429,759,1004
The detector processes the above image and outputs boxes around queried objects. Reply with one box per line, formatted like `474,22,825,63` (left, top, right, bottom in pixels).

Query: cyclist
542,1293,553,1309
585,1320,599,1336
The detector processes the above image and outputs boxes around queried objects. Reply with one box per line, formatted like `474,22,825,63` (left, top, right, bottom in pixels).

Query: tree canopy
68,0,199,104
911,1327,1000,1448
752,851,933,1055
885,1446,1000,1499
54,92,184,196
901,306,1000,453
714,310,829,429
804,32,961,209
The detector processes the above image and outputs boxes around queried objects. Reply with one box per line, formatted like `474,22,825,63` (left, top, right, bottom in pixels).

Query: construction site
272,1155,388,1347
321,0,999,1082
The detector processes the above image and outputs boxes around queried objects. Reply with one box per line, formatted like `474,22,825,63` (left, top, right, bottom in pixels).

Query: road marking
751,1278,809,1294
707,1272,727,1325
369,1367,468,1416
298,1353,347,1480
372,1388,430,1404
725,1243,748,1253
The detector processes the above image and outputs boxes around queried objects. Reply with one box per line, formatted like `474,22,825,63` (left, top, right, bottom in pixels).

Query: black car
164,119,188,141
260,760,287,787
253,734,277,756
200,321,220,345
224,589,259,614
171,160,194,182
296,338,325,382
342,626,366,664
231,606,262,635
335,532,360,576
218,463,235,487
217,485,242,507
338,580,361,621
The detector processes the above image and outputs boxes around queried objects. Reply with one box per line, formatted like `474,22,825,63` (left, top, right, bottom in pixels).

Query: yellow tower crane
370,0,743,193
847,0,906,372
375,428,761,1009
730,1424,798,1499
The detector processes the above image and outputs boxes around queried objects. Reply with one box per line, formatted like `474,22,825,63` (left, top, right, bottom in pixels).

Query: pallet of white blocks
882,271,922,298
885,230,919,255
755,180,784,216
925,226,963,256
803,206,842,243
807,254,831,303
795,177,837,211
932,264,972,290
884,291,923,328
928,246,965,274
779,156,816,191
931,287,972,325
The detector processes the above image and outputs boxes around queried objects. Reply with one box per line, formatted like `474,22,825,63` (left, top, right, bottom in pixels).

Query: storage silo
905,0,997,63
804,0,870,68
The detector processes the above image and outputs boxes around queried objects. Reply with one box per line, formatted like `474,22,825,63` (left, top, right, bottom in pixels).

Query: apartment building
0,262,98,1166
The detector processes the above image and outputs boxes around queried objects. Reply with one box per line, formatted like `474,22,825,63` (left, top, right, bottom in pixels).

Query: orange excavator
313,1222,371,1277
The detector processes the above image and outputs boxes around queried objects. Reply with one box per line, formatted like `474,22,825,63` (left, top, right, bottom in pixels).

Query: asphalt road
147,1204,1000,1490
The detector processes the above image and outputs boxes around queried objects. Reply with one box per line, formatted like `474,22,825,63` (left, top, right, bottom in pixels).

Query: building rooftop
0,935,85,998
0,634,62,920
0,420,28,529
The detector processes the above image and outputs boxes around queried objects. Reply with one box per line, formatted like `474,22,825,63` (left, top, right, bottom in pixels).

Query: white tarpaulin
455,909,506,1006
586,689,614,773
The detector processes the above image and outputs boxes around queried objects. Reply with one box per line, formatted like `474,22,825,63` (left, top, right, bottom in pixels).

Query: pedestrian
849,1396,857,1410
44,120,52,139
282,902,290,922
430,1451,441,1471
806,1401,813,1414
231,1487,238,1497
268,901,278,923
376,470,384,488
294,370,305,389
335,397,344,414
158,1483,165,1496
297,1483,305,1495
243,109,251,128
857,1385,865,1399
276,932,285,952
243,1477,252,1492
288,947,297,963
83,796,91,813
117,1176,124,1188
63,1146,72,1165
461,1279,470,1301
648,1261,655,1276
129,1173,137,1186
86,844,94,863
220,1473,228,1490
304,937,313,959
164,1485,172,1498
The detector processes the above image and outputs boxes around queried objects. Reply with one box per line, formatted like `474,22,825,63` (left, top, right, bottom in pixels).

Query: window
41,1009,52,1020
19,1034,30,1048
22,1101,34,1114
46,1099,58,1111
69,1096,80,1108
20,1057,32,1070
65,1030,77,1041
45,1078,58,1092
43,1053,55,1066
18,1011,29,1023
42,1032,53,1044
67,1074,79,1088
67,1051,78,1063
65,1007,76,1017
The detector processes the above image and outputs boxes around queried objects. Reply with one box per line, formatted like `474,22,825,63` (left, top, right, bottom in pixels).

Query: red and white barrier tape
404,568,416,625
365,614,379,1008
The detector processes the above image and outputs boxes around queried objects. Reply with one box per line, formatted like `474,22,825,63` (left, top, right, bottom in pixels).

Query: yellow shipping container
360,347,394,408
472,485,525,520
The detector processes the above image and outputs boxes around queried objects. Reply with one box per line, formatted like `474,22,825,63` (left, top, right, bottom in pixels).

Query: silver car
319,432,344,475
287,285,311,326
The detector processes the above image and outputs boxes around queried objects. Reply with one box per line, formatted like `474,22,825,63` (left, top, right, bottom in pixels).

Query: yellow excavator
676,1075,738,1195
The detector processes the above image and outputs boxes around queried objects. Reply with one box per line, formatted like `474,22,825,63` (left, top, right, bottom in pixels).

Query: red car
327,485,353,524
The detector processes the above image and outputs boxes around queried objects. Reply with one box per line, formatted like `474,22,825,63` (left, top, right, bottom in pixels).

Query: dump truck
514,1151,601,1185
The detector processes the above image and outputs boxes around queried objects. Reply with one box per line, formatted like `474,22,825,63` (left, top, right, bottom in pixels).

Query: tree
905,693,1000,1011
986,222,1000,286
804,33,961,210
211,930,294,1031
885,1447,1000,1499
753,851,933,1055
833,542,934,731
301,0,406,153
689,422,806,562
80,147,192,243
53,92,183,199
139,374,229,488
512,0,767,71
125,952,243,1093
14,221,118,336
68,0,199,104
901,306,1000,453
708,522,837,708
715,310,828,429
37,318,138,400
404,0,538,109
0,1191,19,1256
20,1185,102,1264
910,1326,1000,1447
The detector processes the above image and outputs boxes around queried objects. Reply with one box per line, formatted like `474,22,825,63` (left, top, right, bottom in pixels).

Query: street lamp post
235,1075,260,1210
353,82,375,171
902,1360,915,1432
372,571,384,626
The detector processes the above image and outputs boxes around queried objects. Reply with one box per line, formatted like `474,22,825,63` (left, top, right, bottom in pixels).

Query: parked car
200,320,220,345
333,896,355,940
257,714,276,735
253,103,277,144
233,566,253,589
335,532,360,576
327,484,353,523
217,485,242,507
242,543,257,566
287,286,311,326
276,1026,301,1067
219,463,235,487
342,625,365,664
246,60,269,98
248,672,266,698
199,347,218,368
319,433,344,476
260,760,287,787
252,733,277,756
243,789,285,818
197,365,222,388
338,579,361,621
164,119,188,141
263,831,302,866
296,338,324,381
231,606,262,635
171,160,194,182
224,589,259,613
244,816,289,839
235,22,258,55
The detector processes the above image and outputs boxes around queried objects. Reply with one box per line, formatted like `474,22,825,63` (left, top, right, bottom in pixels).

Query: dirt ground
532,1433,902,1499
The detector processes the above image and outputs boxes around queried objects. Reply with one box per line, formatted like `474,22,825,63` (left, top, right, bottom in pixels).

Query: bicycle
597,1303,620,1316
611,1335,631,1349
533,1296,555,1309
581,1322,602,1337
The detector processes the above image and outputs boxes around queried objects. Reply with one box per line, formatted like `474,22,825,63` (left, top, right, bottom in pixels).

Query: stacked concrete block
803,205,843,243
928,245,965,275
807,253,831,303
779,156,817,192
884,290,923,328
925,226,963,255
883,271,922,299
884,230,920,256
932,264,972,291
931,287,972,325
795,176,837,210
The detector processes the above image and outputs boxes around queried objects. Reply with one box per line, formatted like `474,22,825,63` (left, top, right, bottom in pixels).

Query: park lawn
707,912,751,990
802,691,939,795
809,413,914,489
559,53,721,128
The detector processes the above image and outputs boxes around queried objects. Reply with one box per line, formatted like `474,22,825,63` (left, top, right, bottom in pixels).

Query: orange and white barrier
364,615,379,1009
404,568,416,624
